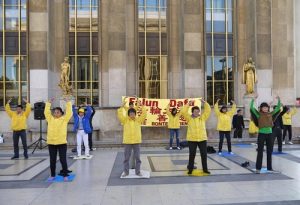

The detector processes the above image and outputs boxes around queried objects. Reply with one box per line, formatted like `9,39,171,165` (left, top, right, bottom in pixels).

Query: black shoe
24,156,29,159
187,165,197,169
11,156,19,160
58,172,70,177
203,170,211,174
188,170,193,175
71,148,77,153
60,169,72,174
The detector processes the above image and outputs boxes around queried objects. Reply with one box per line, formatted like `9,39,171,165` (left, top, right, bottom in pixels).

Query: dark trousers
88,132,93,149
13,130,28,158
233,128,243,138
187,141,208,172
272,127,283,152
169,129,179,147
283,125,292,141
218,131,232,152
48,144,68,177
256,133,273,170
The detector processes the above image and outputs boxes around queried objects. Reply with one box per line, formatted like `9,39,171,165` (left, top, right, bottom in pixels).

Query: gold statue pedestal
59,95,75,110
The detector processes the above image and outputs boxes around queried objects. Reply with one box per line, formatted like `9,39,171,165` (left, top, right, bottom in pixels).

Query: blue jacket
72,105,92,134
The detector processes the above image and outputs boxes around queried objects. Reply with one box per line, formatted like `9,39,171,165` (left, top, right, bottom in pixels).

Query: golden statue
58,57,72,95
242,57,257,94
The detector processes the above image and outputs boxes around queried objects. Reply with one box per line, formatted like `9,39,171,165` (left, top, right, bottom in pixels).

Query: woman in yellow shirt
181,98,211,175
165,103,183,150
44,98,72,182
282,107,297,144
214,99,236,155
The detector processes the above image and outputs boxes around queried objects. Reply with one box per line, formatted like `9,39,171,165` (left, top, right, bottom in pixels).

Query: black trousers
187,141,208,172
13,130,28,158
219,131,232,152
283,125,292,141
48,144,68,177
88,132,93,149
272,127,282,152
256,133,273,170
233,128,243,138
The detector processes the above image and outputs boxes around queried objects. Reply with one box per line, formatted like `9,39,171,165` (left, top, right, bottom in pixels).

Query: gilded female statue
58,57,72,95
242,58,257,94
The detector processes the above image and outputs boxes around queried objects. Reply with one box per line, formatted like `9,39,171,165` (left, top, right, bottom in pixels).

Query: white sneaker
121,172,129,177
218,152,222,155
169,147,173,150
177,147,181,150
229,152,234,155
282,141,286,145
288,141,293,145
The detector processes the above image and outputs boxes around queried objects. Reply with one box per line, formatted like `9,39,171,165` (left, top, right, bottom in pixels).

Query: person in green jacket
250,95,281,174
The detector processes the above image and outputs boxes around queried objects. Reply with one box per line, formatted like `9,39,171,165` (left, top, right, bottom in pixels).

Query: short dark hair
237,109,242,113
171,108,177,116
54,107,64,115
259,102,270,112
129,102,134,106
220,105,227,113
128,108,136,116
191,106,200,113
17,104,23,109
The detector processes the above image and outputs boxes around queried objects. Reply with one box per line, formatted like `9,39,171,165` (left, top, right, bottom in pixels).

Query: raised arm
64,101,73,121
214,99,221,116
72,105,78,119
85,105,93,119
165,103,171,116
44,102,52,122
117,106,126,124
181,102,191,122
201,100,211,121
271,97,281,115
5,100,13,118
137,106,147,124
250,99,260,118
291,107,297,116
228,101,237,117
24,103,31,118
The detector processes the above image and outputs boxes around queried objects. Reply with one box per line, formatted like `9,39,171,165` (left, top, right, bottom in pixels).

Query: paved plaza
1,144,300,205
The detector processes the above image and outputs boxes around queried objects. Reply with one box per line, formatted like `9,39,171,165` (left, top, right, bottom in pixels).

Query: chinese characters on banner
122,97,202,127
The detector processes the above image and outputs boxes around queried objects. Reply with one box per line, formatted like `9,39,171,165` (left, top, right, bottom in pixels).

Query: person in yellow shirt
282,107,297,145
165,103,183,150
117,101,146,177
44,97,72,182
5,98,31,160
214,99,236,155
181,98,211,175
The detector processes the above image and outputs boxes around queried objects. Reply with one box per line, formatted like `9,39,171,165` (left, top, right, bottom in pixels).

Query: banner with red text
122,97,202,127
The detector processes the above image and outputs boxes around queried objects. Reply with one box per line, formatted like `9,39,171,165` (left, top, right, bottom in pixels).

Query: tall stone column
101,0,127,107
48,0,68,100
29,0,49,103
182,0,204,98
236,0,256,105
272,0,295,104
168,0,183,98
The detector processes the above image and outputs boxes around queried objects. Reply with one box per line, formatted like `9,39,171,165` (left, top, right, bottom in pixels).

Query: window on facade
138,0,167,99
69,0,99,105
0,0,28,106
205,0,234,105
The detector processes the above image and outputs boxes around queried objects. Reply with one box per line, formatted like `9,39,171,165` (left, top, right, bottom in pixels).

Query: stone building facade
0,0,300,146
